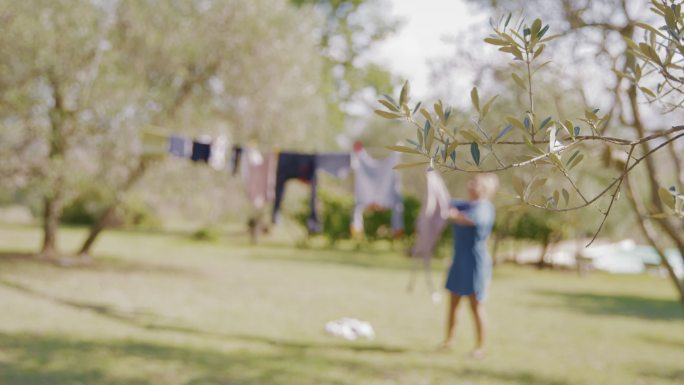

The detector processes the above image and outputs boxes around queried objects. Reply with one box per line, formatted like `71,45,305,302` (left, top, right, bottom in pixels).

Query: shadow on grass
0,332,574,385
638,333,684,349
639,367,684,382
0,278,406,355
245,241,429,271
0,251,203,278
0,252,36,260
251,252,418,271
535,290,684,320
0,278,173,323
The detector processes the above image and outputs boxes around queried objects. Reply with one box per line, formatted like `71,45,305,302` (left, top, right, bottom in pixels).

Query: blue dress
445,199,495,301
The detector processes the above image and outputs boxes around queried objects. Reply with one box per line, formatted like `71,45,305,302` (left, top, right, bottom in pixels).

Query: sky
372,0,488,99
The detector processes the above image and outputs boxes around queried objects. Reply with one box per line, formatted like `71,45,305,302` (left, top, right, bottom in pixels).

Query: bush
322,191,354,243
61,188,110,225
509,212,553,242
498,210,570,243
191,226,221,242
402,195,420,237
61,189,160,229
294,191,420,244
120,197,162,230
61,200,98,225
361,195,420,241
293,191,353,244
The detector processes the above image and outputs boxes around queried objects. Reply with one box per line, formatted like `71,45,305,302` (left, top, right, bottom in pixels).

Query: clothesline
141,130,448,297
141,129,393,169
140,130,406,235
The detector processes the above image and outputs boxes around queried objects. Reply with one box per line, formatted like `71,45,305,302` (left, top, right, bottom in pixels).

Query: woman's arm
448,208,475,226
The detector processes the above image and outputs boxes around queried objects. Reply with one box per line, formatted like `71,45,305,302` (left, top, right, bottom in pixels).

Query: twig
559,166,589,204
521,132,684,212
587,144,636,246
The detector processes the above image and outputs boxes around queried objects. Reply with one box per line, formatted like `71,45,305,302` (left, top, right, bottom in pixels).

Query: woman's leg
468,294,487,356
442,292,462,348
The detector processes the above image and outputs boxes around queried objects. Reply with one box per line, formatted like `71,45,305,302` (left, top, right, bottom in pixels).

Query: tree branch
624,172,684,300
666,132,684,193
518,132,684,212
587,144,636,246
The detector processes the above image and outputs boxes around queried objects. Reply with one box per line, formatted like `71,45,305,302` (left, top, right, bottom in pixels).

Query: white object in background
324,318,375,341
667,249,684,278
590,239,644,275
349,318,375,340
209,135,229,170
617,239,636,251
593,253,645,274
431,292,442,304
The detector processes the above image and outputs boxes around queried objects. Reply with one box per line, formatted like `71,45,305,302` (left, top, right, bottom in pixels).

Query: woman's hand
448,207,475,226
448,208,461,222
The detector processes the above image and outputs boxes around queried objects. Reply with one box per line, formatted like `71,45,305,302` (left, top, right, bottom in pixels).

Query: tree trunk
536,237,551,269
625,175,684,307
248,217,259,244
78,206,116,256
492,214,514,267
665,133,684,191
77,161,147,257
625,86,684,306
491,233,501,267
546,1,684,306
76,64,215,258
41,75,67,259
41,196,61,259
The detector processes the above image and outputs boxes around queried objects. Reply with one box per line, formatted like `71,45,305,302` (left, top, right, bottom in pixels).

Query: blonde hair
473,173,499,200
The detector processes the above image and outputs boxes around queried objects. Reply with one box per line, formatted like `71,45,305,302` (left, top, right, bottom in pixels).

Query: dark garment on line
231,146,243,175
191,141,211,163
316,153,351,178
272,152,320,233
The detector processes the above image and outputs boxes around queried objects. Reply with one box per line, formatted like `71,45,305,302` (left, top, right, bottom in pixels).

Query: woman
440,173,498,358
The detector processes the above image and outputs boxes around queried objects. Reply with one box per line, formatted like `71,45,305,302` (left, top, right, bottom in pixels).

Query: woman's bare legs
468,294,486,358
440,292,462,349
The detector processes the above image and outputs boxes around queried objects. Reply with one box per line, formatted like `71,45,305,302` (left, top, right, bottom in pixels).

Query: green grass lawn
0,223,682,385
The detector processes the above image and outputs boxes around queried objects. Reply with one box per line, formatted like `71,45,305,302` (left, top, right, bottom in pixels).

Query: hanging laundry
191,139,211,163
412,169,451,259
209,135,229,170
316,153,351,178
408,169,451,302
168,135,192,158
240,147,276,210
351,148,403,236
272,152,320,233
230,145,243,176
141,131,169,160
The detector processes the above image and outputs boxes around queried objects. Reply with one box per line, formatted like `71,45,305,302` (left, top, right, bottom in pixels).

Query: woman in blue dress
441,174,498,358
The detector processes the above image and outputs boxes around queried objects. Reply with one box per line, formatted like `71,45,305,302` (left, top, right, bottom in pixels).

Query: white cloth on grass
324,318,375,341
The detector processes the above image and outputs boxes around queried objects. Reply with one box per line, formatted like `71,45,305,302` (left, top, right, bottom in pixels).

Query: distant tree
0,0,119,258
497,210,568,268
290,0,399,132
0,0,331,258
77,0,332,256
